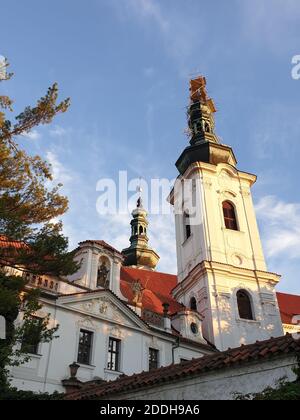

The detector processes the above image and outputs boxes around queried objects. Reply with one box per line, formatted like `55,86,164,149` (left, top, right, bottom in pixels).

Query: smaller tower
122,198,160,270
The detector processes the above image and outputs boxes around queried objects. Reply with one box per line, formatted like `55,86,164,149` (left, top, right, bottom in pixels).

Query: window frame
222,201,238,231
190,296,197,311
107,337,121,372
21,316,43,356
148,347,159,371
237,290,254,321
183,211,191,241
77,329,93,365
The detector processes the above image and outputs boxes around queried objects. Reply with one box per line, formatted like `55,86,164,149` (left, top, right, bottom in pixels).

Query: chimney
162,302,172,332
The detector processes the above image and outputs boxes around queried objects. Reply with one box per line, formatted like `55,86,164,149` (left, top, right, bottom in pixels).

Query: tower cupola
122,198,159,270
176,76,237,175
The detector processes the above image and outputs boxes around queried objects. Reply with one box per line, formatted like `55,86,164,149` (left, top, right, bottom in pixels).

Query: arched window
237,290,254,320
139,225,143,235
184,211,191,240
204,122,210,133
190,297,197,311
222,201,238,231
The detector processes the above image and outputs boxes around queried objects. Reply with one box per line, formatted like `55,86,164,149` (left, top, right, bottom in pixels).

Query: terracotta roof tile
276,292,300,325
120,266,184,315
65,334,300,400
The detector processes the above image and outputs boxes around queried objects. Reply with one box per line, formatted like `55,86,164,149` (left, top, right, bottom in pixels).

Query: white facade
10,241,212,393
171,161,284,351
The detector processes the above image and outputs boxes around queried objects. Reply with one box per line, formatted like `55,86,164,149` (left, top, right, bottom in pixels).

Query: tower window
190,296,197,311
184,212,191,240
222,201,238,231
139,225,143,235
204,122,210,133
107,337,121,371
237,290,254,320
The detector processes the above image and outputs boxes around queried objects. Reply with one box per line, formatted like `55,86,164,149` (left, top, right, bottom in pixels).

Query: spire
188,76,218,145
176,75,237,175
122,197,160,271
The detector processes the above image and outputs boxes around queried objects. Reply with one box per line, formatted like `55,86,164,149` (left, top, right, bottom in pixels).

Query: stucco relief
76,316,97,330
108,325,124,339
240,186,251,197
231,253,244,266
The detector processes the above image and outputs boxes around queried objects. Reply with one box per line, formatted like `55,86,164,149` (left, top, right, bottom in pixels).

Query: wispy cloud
46,150,74,185
109,0,204,75
23,129,41,141
256,195,300,259
49,125,68,138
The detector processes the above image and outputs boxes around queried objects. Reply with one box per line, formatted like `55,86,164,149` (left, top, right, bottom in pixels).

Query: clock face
190,322,198,335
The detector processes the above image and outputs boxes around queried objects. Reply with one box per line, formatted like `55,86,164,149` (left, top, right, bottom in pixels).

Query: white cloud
149,213,176,274
255,195,300,259
46,151,73,185
23,129,41,141
49,125,68,137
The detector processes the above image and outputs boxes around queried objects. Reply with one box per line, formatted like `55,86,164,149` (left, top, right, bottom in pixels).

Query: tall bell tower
170,77,283,351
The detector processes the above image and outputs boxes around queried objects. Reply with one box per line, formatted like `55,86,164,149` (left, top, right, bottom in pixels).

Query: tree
0,58,79,392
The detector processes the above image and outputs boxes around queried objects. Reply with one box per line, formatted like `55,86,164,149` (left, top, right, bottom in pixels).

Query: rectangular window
184,212,191,240
149,348,159,371
21,317,43,355
107,337,121,371
77,329,93,365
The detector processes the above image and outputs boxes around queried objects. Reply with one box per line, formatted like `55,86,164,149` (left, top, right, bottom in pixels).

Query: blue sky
1,0,300,294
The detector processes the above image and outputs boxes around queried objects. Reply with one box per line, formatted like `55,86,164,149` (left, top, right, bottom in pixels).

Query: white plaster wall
107,356,298,400
174,162,268,284
9,300,207,393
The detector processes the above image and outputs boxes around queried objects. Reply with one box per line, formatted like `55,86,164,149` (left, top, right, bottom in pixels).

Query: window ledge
222,228,245,235
104,369,123,375
236,318,260,325
21,353,42,359
77,363,96,370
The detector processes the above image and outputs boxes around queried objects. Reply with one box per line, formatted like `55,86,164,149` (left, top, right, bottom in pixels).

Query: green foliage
0,271,59,391
0,387,64,400
0,58,79,394
236,379,300,400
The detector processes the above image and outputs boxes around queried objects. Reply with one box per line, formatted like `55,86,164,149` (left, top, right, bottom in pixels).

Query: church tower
170,77,283,351
122,198,160,270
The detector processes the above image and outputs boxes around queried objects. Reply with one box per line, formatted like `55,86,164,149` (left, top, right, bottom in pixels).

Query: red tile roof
1,236,300,326
64,333,300,400
276,292,300,325
120,266,184,315
0,235,28,250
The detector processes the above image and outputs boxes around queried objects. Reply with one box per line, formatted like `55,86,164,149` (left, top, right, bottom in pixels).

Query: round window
190,322,198,334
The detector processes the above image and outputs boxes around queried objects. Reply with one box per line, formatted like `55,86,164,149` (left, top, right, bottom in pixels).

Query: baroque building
2,77,300,394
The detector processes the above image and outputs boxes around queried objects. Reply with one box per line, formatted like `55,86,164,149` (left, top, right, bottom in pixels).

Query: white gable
58,291,147,331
